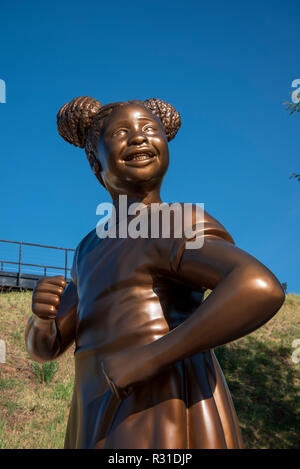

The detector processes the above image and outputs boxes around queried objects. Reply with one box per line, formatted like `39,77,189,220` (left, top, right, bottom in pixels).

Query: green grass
0,289,299,448
0,290,75,449
31,361,59,384
215,292,300,448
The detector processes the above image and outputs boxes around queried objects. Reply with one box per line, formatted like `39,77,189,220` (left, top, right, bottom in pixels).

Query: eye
143,124,157,133
112,128,128,137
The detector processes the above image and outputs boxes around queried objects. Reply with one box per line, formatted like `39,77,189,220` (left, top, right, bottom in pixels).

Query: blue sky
0,0,299,292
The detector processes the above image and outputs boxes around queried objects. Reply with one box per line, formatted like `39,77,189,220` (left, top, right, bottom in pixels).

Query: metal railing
0,239,75,285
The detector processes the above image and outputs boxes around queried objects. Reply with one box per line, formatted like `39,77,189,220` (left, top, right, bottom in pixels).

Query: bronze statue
25,97,285,449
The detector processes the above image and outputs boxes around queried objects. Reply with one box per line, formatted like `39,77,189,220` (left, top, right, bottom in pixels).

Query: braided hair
57,96,181,184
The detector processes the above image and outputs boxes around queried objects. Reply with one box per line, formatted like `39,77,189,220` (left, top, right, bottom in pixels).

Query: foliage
284,101,300,115
31,361,59,384
289,173,300,182
284,94,299,182
215,337,300,448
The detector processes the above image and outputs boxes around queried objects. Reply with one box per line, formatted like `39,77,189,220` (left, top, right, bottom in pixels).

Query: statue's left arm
102,221,285,399
150,236,285,361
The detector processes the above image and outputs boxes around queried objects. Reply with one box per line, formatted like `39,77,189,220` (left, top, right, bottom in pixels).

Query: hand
101,345,157,400
32,275,66,320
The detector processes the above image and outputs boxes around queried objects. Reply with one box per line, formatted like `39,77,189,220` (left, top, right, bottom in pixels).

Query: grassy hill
0,290,299,449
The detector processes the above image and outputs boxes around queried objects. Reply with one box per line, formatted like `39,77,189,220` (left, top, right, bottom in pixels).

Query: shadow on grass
215,337,300,449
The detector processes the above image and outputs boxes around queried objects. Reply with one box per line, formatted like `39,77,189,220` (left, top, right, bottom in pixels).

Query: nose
127,130,148,146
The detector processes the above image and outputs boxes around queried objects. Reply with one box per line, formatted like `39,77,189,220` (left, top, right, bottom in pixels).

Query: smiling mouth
123,150,157,167
124,151,156,162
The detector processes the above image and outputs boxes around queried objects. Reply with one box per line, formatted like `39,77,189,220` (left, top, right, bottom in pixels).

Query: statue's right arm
25,276,78,362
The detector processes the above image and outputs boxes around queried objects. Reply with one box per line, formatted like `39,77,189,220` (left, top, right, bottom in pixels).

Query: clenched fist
32,275,67,320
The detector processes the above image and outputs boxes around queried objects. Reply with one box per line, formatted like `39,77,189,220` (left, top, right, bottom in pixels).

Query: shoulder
168,203,234,273
72,228,98,264
70,228,98,284
202,209,235,245
168,202,234,245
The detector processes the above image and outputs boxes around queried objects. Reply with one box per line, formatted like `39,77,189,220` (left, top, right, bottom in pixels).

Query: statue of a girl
25,96,285,449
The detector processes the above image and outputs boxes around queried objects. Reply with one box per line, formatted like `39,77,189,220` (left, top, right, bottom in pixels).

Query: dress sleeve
169,211,235,273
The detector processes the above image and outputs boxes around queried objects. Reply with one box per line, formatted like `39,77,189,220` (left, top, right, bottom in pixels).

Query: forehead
105,104,160,129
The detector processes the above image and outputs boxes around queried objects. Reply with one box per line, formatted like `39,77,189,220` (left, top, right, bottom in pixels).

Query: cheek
96,140,107,170
153,137,169,160
97,140,118,172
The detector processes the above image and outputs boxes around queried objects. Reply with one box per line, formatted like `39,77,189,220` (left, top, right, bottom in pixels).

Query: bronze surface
25,97,285,449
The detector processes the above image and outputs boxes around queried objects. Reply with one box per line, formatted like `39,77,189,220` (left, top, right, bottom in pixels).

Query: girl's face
96,103,169,194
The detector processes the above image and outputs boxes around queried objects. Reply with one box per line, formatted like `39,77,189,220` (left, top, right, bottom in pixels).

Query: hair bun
144,98,181,141
57,96,102,148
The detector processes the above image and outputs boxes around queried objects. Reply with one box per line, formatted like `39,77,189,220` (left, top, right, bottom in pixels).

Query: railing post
0,239,75,289
65,250,68,279
17,242,22,287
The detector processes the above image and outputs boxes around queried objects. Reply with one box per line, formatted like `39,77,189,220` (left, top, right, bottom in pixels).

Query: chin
126,169,166,184
124,162,168,182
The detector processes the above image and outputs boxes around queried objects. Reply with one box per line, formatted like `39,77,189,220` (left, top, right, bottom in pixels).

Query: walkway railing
0,239,75,287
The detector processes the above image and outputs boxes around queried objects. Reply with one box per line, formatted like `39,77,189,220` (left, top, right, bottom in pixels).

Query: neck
111,188,162,221
112,185,162,205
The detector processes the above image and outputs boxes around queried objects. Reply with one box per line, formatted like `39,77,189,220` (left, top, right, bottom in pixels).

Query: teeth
127,153,154,161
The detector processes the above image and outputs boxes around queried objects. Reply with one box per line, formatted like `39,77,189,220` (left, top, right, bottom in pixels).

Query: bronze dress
63,205,243,449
